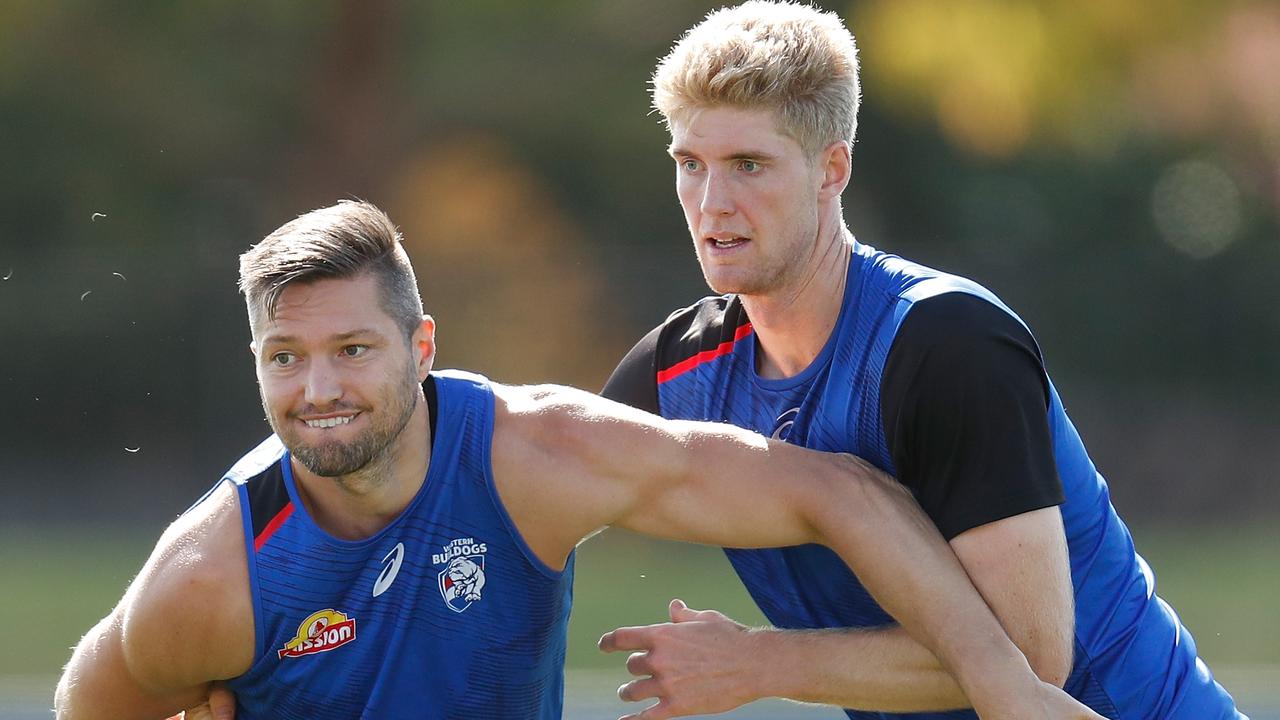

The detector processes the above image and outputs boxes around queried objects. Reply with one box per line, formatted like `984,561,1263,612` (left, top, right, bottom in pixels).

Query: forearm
748,624,970,712
810,459,1039,715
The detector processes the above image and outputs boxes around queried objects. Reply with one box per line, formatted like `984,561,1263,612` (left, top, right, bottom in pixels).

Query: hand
168,682,236,720
598,599,763,720
1034,682,1107,720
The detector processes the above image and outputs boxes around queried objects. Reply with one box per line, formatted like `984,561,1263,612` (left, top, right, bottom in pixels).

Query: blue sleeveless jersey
653,243,1242,720
220,370,574,719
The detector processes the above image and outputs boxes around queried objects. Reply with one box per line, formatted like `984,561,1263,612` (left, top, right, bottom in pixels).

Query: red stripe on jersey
657,322,754,384
254,501,295,552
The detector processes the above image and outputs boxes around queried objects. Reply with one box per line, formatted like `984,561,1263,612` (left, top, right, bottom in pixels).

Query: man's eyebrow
668,145,778,161
331,329,381,342
259,329,381,346
727,149,778,161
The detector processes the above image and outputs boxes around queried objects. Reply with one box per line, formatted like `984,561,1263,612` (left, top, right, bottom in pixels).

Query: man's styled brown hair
239,200,424,339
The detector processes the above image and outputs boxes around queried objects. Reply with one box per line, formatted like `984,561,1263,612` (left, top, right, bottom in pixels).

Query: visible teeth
713,237,746,248
305,416,353,429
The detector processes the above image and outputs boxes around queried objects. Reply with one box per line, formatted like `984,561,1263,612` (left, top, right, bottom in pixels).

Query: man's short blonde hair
652,1,861,155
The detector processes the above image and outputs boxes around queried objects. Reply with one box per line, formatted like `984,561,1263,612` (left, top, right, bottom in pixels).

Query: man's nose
700,170,735,216
303,359,342,408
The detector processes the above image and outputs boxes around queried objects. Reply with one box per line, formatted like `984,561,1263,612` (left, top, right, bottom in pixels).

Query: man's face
251,273,429,478
669,106,824,296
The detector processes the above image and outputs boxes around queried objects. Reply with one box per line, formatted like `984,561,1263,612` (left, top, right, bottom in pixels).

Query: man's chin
703,275,758,296
288,442,373,478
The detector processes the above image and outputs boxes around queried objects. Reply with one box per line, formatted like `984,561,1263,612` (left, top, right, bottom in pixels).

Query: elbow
1024,639,1073,688
53,676,70,718
55,630,96,720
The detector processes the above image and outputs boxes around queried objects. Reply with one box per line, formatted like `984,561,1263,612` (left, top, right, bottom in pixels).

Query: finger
209,681,236,720
668,598,693,622
668,598,721,623
622,698,681,720
599,625,663,653
617,677,662,703
625,651,652,677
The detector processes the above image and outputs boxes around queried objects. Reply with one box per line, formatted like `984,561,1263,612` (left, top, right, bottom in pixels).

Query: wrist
946,632,1039,714
743,627,796,702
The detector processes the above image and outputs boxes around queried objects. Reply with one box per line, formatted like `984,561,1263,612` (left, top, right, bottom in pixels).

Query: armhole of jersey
475,383,569,581
236,458,290,669
232,480,266,662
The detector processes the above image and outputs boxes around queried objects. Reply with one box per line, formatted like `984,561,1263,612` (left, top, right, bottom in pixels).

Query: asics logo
771,407,801,441
373,542,405,598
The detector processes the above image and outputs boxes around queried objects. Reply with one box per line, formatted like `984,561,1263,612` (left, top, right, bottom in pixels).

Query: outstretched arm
55,482,253,720
491,384,1068,719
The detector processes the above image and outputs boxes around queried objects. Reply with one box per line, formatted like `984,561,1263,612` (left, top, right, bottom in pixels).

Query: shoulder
492,381,672,478
891,291,1043,366
603,295,747,408
487,382,669,567
120,480,254,685
495,382,642,439
654,294,749,366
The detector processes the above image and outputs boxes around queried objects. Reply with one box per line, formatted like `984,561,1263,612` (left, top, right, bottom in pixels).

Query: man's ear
817,140,852,202
414,315,437,380
248,341,258,358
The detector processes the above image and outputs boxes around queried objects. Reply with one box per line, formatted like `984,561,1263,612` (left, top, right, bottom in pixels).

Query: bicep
57,484,252,718
950,507,1074,685
57,610,209,719
882,293,1063,540
609,421,843,548
883,295,1074,680
496,386,826,552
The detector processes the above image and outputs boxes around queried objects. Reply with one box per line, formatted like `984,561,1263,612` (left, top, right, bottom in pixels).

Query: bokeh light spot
1151,160,1242,259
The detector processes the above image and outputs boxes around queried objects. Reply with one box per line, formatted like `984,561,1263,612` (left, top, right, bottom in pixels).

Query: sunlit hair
239,200,424,339
652,0,861,155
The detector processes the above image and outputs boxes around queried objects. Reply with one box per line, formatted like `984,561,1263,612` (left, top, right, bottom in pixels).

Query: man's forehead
256,326,384,346
248,276,393,341
669,106,793,151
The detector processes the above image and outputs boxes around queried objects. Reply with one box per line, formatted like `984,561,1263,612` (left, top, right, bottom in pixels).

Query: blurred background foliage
1,0,1277,706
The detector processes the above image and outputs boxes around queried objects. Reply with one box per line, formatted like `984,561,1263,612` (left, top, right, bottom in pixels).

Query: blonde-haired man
602,2,1246,719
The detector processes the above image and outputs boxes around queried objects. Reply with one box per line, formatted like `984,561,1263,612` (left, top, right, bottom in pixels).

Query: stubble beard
266,363,421,480
696,202,819,298
699,232,808,298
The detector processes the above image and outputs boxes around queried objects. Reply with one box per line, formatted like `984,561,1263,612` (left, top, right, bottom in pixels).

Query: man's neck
291,397,432,540
743,224,852,380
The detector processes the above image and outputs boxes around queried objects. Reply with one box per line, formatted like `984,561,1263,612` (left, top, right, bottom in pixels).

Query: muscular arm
491,383,1050,719
55,482,254,719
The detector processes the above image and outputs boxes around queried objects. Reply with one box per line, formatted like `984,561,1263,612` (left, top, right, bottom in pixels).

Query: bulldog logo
435,537,488,613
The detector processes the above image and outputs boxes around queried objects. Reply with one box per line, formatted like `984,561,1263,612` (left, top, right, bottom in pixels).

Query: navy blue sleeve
880,293,1064,540
601,324,662,414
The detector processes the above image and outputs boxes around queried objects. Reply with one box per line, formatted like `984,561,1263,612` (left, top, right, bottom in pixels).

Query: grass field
3,523,1276,716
